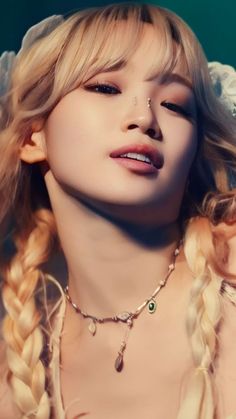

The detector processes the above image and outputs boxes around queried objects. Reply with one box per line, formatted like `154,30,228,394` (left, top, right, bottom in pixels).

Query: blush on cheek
162,128,198,199
167,130,197,170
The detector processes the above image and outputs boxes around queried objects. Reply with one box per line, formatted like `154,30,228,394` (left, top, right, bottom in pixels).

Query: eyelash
161,101,192,118
85,82,120,95
84,82,192,118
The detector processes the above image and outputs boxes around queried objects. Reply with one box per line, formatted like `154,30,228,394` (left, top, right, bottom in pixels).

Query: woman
0,3,236,418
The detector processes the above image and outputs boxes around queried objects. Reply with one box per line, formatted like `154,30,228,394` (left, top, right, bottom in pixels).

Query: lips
109,144,163,169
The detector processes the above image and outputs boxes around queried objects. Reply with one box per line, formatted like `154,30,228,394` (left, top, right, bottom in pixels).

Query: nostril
128,124,139,130
147,128,156,137
146,128,162,140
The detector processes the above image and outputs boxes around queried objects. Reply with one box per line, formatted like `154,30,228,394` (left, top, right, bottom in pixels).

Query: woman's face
41,23,198,225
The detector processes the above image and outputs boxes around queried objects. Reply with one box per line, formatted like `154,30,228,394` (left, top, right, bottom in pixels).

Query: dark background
0,0,235,67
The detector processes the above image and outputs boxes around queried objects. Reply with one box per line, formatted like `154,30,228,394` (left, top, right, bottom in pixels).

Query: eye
84,82,121,95
161,101,193,119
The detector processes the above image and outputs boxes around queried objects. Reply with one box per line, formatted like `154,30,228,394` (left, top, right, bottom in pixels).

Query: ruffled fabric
0,15,63,98
208,61,236,117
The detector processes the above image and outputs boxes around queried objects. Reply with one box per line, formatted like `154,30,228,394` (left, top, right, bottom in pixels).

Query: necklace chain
64,242,181,372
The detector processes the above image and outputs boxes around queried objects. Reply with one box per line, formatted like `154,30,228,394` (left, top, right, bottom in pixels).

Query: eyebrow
146,72,193,90
96,62,193,90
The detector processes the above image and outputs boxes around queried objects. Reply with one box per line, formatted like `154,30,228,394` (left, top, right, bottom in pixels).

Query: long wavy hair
0,3,236,418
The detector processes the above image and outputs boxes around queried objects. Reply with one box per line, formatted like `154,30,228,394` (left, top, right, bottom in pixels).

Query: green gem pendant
148,299,157,314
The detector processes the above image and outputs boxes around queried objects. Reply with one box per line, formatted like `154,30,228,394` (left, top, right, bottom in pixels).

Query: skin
18,23,236,419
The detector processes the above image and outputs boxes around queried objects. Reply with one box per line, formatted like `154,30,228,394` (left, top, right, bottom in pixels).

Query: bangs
16,3,204,120
53,4,190,94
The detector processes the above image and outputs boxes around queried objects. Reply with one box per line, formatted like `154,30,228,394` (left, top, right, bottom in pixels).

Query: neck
47,181,181,317
68,222,179,317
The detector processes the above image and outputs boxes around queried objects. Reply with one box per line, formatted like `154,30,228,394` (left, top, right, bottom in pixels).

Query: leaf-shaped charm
117,311,131,322
88,320,96,336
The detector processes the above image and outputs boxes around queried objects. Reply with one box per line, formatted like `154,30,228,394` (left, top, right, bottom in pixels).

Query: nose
121,97,162,141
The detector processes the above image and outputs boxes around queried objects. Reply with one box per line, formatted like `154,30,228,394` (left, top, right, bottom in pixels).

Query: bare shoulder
207,229,236,418
228,234,236,273
215,283,236,418
0,339,20,418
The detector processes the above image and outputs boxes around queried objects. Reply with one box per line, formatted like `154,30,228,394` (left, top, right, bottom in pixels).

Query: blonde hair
0,3,236,418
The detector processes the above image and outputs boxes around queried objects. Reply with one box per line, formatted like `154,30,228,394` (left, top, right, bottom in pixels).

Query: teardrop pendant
148,299,157,314
115,353,124,372
115,341,126,372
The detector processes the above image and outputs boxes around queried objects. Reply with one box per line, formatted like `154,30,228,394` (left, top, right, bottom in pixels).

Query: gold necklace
64,243,181,372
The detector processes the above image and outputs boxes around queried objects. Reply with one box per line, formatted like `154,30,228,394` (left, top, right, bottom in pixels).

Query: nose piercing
132,97,152,108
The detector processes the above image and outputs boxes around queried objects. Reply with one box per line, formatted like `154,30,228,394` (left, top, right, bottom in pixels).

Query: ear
20,130,47,163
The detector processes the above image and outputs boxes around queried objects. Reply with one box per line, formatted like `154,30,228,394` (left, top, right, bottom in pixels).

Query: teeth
119,152,152,164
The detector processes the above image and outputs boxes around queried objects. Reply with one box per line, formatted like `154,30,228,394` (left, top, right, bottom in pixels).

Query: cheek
44,98,104,178
163,121,198,177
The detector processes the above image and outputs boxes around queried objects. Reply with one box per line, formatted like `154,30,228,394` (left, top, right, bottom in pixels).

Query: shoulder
228,234,236,274
218,280,236,354
0,339,20,418
215,281,236,418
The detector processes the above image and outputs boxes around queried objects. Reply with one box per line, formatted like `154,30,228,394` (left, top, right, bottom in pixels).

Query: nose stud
132,97,152,108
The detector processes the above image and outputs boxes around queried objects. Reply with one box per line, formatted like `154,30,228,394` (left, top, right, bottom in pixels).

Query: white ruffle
208,61,236,116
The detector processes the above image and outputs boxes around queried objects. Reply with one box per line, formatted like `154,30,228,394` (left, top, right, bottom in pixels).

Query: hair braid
177,217,222,419
1,208,56,418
